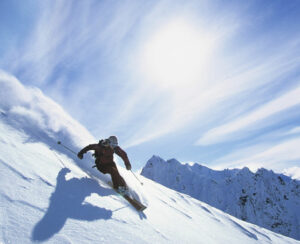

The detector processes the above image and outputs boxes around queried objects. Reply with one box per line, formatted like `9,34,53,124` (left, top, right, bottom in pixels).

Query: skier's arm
57,168,71,182
77,144,97,159
114,146,132,170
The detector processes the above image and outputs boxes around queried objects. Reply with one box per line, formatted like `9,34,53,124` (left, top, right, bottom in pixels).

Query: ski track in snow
0,159,34,182
2,193,45,213
228,219,258,240
1,77,300,243
250,227,272,241
159,198,193,219
36,175,55,187
1,121,300,243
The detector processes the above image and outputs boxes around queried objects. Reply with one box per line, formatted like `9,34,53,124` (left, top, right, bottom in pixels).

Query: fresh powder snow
141,156,300,240
1,72,299,243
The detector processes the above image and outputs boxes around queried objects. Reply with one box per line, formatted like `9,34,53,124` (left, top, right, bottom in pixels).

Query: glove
77,152,83,159
125,163,132,170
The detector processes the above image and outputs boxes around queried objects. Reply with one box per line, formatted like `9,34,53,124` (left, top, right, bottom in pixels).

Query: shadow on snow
32,168,113,242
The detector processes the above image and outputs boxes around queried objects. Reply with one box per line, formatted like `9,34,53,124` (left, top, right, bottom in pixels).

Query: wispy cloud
212,137,300,173
1,0,300,171
197,85,300,145
3,1,153,135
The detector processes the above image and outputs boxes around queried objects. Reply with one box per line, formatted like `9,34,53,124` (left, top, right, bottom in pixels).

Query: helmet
108,136,118,148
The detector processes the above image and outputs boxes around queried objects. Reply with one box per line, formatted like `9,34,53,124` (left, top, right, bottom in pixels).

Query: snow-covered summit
141,155,300,240
1,72,299,243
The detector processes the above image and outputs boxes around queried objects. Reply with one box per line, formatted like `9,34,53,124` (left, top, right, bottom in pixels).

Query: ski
117,191,147,212
56,140,147,211
79,170,147,212
108,182,147,211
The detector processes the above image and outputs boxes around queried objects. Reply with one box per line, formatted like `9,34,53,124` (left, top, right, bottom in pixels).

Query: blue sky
1,0,300,173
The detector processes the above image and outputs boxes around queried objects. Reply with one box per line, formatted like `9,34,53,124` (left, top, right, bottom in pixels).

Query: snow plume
1,71,299,243
283,167,300,180
0,121,298,243
0,70,95,149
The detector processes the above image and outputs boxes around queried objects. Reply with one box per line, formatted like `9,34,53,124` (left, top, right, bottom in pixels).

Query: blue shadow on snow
32,168,113,242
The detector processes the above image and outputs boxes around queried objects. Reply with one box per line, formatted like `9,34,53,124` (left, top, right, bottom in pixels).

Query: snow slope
1,72,299,243
141,156,300,240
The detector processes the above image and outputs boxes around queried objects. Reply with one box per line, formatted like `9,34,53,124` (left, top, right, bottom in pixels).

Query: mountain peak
141,155,300,240
1,74,299,243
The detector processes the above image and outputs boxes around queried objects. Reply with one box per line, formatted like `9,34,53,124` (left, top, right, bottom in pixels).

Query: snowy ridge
1,73,299,243
141,156,300,240
3,118,299,243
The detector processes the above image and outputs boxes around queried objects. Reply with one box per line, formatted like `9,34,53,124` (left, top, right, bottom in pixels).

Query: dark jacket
78,143,131,169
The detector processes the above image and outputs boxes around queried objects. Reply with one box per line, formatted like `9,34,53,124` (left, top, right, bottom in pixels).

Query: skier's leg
96,162,127,189
109,166,127,189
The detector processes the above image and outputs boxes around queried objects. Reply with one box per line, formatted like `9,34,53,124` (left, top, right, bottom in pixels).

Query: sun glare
140,19,215,90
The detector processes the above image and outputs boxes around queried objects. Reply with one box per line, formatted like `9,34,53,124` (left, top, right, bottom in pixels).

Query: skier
77,136,131,194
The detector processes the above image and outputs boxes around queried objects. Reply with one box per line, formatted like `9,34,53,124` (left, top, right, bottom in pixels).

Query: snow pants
96,161,126,189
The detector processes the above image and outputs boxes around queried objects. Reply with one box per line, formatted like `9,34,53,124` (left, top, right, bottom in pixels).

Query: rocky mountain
3,73,299,243
141,156,300,240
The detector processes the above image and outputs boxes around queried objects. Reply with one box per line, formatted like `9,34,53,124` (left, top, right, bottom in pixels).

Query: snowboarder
77,136,131,194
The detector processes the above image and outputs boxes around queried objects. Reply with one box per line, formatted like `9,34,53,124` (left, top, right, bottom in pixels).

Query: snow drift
1,72,299,243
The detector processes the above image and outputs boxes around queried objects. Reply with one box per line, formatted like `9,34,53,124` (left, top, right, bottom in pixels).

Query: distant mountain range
141,155,300,240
